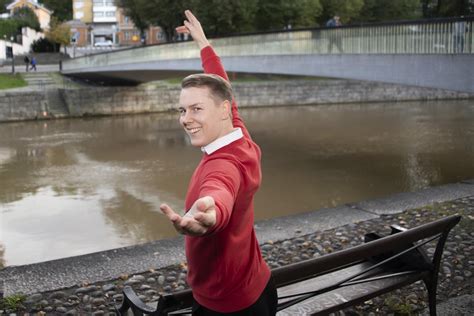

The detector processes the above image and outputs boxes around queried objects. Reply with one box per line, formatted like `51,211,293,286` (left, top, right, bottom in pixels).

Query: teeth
188,128,200,134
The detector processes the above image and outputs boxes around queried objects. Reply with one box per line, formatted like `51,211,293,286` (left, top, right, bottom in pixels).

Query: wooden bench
116,214,461,315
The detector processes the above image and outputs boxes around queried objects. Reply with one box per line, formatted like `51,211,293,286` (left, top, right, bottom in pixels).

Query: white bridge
62,17,474,93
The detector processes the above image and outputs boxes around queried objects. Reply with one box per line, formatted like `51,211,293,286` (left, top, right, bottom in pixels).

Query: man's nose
181,111,193,124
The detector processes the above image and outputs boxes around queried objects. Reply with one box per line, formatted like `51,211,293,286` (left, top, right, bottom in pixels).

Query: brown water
1,99,473,266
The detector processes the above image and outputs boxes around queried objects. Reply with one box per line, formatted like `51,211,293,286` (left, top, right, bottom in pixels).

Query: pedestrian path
0,64,60,74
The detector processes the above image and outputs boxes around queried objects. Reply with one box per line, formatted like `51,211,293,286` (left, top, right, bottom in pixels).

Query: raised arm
176,10,250,138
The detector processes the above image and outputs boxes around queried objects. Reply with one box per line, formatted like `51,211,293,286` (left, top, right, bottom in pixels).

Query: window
106,11,115,17
94,12,104,17
93,0,104,5
124,16,129,24
75,12,84,19
74,1,84,9
106,0,115,6
125,31,130,40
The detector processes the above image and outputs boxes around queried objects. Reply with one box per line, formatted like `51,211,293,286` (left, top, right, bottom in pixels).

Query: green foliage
38,0,73,22
0,0,9,14
320,0,364,24
421,0,473,17
256,0,322,30
0,293,26,311
384,295,415,315
137,0,191,42
115,0,149,34
0,19,21,40
31,36,59,52
194,0,258,36
11,6,41,31
359,0,422,22
46,17,71,47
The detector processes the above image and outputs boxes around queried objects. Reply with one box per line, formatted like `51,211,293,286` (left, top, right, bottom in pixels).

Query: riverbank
1,76,473,122
0,180,473,315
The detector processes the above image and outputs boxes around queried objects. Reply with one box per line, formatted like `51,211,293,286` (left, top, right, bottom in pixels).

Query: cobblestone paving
1,196,472,315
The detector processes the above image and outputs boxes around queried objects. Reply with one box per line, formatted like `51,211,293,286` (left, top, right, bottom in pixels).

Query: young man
160,10,277,316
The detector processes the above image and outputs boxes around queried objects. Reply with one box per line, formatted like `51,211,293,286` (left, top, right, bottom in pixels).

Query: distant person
326,15,341,28
326,15,343,53
453,19,468,53
23,55,30,72
30,56,37,71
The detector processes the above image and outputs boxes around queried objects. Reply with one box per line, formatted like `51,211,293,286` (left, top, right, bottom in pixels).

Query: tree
256,0,322,31
46,17,71,53
139,0,193,42
39,0,73,22
282,0,323,28
11,6,41,31
420,0,473,17
319,0,364,25
0,0,9,14
194,0,258,36
115,0,150,41
358,0,422,22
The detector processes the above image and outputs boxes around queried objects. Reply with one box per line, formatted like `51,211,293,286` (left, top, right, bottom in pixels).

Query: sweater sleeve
198,159,241,234
200,46,251,139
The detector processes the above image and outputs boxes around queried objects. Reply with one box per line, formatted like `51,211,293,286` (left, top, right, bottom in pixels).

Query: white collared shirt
201,128,244,155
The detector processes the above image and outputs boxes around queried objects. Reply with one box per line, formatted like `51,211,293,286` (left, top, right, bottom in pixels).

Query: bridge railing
62,16,473,71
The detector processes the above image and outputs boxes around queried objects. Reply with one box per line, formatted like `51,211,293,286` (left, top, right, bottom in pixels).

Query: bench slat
277,262,428,315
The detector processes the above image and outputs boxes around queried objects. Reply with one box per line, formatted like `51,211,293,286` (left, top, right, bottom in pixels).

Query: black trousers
192,276,278,316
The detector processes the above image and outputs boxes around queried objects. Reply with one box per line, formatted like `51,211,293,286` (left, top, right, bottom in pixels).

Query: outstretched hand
160,196,216,236
176,10,210,49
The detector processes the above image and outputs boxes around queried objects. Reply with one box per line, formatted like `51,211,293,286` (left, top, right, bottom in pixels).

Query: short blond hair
181,73,233,104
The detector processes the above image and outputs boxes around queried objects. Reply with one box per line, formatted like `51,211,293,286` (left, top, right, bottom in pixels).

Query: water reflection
1,100,473,266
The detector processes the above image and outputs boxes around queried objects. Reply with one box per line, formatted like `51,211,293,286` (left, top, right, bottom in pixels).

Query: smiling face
178,86,232,147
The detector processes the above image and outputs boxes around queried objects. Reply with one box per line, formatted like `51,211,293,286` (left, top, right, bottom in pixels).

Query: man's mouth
187,127,201,135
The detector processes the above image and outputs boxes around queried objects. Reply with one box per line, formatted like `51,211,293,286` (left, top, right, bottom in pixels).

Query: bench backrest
272,214,460,287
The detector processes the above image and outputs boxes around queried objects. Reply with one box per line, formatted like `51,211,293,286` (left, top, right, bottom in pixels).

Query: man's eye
178,109,185,114
193,107,202,112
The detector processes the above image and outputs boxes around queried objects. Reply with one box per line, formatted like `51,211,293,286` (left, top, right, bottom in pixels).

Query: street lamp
10,36,15,74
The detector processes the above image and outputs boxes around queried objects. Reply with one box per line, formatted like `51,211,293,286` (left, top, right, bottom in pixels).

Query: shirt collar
201,128,243,155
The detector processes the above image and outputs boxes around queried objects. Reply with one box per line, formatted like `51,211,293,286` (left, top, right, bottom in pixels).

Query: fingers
196,196,214,212
184,10,197,23
179,217,207,236
194,211,216,228
160,203,180,223
175,26,189,34
193,196,216,228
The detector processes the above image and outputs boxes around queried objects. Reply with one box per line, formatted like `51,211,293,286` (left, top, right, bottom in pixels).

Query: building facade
6,0,51,30
71,0,163,47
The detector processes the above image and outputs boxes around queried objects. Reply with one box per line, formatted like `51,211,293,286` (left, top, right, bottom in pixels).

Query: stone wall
1,79,472,122
0,90,49,121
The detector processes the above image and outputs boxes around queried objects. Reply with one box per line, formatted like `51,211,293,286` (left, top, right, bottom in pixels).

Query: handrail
62,16,474,72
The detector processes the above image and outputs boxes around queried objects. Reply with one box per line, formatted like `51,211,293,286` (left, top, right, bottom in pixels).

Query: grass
0,73,27,90
0,294,26,312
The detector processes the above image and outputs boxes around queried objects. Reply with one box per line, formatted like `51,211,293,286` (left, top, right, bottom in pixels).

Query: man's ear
221,100,231,120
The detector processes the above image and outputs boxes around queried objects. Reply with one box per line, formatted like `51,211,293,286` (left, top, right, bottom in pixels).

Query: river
1,99,473,266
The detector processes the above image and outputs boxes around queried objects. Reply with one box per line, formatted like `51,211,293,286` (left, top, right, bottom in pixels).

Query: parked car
94,40,113,47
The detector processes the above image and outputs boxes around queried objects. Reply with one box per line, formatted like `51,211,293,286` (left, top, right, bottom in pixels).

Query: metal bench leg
426,279,437,316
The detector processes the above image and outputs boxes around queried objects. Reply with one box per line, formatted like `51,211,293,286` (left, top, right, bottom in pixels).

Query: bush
31,37,59,52
11,6,41,31
0,19,21,41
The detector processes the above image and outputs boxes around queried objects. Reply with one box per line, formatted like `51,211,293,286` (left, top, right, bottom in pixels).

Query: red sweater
184,46,271,313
